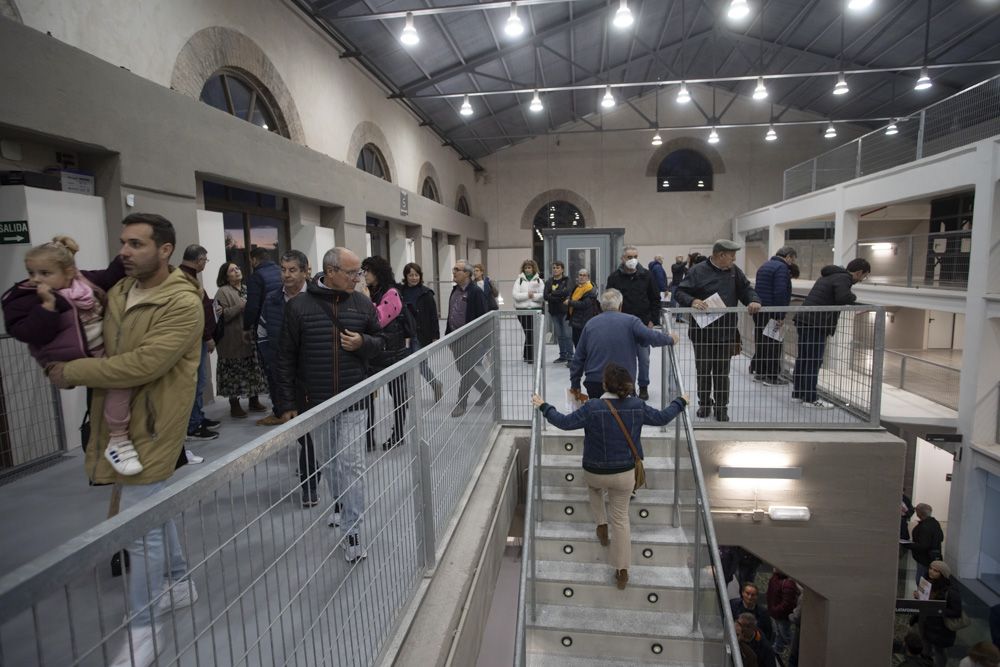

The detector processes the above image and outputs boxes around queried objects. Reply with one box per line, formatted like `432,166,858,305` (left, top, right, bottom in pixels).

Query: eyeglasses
333,266,364,279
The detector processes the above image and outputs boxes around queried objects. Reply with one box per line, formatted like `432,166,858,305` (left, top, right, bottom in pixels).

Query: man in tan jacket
48,213,203,667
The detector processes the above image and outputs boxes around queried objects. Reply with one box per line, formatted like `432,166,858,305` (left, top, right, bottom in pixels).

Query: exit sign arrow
0,221,30,245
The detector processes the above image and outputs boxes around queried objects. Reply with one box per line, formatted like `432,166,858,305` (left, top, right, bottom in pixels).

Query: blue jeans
792,326,827,402
549,314,573,359
121,481,188,628
636,343,650,388
258,340,280,417
773,616,793,653
187,341,209,432
408,339,437,384
315,409,367,533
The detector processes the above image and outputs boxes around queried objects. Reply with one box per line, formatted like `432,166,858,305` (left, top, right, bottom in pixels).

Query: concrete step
538,456,694,490
541,434,685,458
527,603,724,664
539,487,696,526
527,651,719,667
533,560,699,611
534,521,695,568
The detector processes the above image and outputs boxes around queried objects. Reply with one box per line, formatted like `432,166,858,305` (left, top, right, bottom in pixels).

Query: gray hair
915,503,933,518
454,259,473,275
577,268,590,277
776,245,798,259
623,245,638,256
280,249,309,271
599,288,622,312
737,612,757,629
322,247,351,271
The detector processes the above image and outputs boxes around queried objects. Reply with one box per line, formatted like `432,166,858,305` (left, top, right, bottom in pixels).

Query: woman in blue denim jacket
532,363,687,589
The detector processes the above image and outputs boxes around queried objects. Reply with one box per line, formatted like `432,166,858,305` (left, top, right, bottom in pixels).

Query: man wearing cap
750,246,797,385
675,240,761,422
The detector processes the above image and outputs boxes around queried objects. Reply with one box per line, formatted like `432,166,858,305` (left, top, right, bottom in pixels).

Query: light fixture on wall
753,77,769,100
833,72,849,96
676,82,691,104
824,122,838,138
651,131,663,146
504,2,524,37
613,0,634,28
719,466,802,479
708,127,720,144
600,86,616,109
459,95,473,116
529,90,543,113
728,0,750,20
885,120,899,135
400,12,419,46
765,125,777,141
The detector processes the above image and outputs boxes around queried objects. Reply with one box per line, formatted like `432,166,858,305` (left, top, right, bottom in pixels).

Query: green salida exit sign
0,221,30,245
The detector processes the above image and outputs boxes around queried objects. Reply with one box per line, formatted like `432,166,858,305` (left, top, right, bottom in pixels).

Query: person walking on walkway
544,260,574,363
512,258,544,363
400,262,444,402
214,262,269,418
533,363,686,590
566,269,599,347
911,502,945,586
607,245,661,400
447,259,492,417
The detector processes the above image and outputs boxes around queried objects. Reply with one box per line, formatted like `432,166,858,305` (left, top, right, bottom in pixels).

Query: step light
564,506,574,515
562,587,574,598
561,636,573,647
638,508,650,518
564,473,574,482
642,548,653,559
564,442,574,451
647,593,659,603
562,544,574,554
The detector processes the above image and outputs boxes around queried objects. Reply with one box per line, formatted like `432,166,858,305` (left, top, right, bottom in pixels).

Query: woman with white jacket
512,258,544,363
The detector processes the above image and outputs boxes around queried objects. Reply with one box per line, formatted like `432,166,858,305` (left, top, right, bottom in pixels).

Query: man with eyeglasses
275,247,384,563
446,259,492,417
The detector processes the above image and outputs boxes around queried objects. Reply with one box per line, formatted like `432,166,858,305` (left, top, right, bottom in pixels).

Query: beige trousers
583,469,634,571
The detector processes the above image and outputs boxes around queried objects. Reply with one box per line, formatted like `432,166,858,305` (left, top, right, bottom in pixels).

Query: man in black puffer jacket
791,258,870,408
275,247,384,563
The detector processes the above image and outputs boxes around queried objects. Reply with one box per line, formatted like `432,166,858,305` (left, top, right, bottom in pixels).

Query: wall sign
400,191,408,217
0,221,30,245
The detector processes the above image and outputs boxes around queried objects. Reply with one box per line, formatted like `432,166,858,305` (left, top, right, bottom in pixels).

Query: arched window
421,177,440,202
200,70,279,134
531,201,584,268
356,143,390,182
457,195,470,215
656,149,713,192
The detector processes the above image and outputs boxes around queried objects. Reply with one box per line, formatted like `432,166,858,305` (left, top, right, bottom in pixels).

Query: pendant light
529,90,543,113
676,83,691,105
848,0,873,9
885,121,899,136
400,12,419,46
915,0,933,91
459,95,473,116
708,127,720,144
613,0,634,29
765,125,777,142
915,68,932,91
753,77,769,100
651,131,663,146
600,86,616,109
832,16,848,95
824,123,838,139
504,2,524,37
728,0,750,20
833,73,849,95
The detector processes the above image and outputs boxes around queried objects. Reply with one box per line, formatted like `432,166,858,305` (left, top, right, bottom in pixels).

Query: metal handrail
663,319,744,666
883,349,961,374
514,313,545,665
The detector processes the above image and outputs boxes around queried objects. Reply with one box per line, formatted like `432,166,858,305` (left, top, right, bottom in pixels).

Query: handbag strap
604,399,641,462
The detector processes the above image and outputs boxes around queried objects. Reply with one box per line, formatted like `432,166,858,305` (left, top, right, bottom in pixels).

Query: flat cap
712,239,742,253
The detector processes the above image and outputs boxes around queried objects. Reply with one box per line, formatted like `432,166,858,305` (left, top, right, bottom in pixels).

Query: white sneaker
344,533,367,563
155,580,199,613
328,503,342,528
804,399,834,409
185,449,204,464
105,441,143,476
790,397,804,403
109,623,161,667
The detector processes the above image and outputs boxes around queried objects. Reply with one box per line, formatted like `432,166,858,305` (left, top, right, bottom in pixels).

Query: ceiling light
914,67,932,91
885,120,899,136
824,123,837,139
832,72,849,96
752,77,768,101
600,86,616,109
676,83,691,104
708,127,719,144
651,131,663,146
727,0,750,20
847,0,874,9
529,91,543,113
459,95,473,116
613,0,634,28
400,12,419,46
504,2,524,37
765,125,777,141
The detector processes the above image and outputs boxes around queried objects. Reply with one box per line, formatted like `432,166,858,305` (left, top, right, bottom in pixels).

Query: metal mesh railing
782,74,1000,199
883,350,960,411
0,310,539,667
664,305,884,427
0,334,66,483
855,230,971,290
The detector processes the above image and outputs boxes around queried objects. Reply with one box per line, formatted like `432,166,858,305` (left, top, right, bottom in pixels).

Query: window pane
229,187,258,206
223,212,248,277
203,180,227,201
199,75,228,112
249,215,282,265
226,75,254,121
250,104,274,132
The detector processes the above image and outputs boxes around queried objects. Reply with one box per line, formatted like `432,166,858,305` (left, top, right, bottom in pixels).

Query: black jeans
572,327,584,347
453,339,489,407
750,312,783,380
792,326,828,402
690,336,733,408
366,372,409,445
298,434,318,493
518,314,535,361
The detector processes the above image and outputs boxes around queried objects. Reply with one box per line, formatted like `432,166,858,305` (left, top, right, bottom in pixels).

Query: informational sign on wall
0,220,29,245
400,191,408,217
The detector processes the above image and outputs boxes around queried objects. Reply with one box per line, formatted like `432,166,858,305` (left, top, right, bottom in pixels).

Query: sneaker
762,377,789,386
715,407,730,422
185,450,204,464
451,403,467,418
344,533,367,563
255,414,286,426
475,387,494,407
804,399,834,409
790,397,804,404
186,425,219,441
301,487,319,508
751,375,763,383
638,386,649,401
201,418,221,430
553,357,567,364
155,581,199,613
105,441,143,476
328,503,342,527
109,623,161,667
431,380,444,404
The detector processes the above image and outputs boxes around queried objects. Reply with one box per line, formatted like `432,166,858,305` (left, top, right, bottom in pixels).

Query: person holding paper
675,240,761,422
750,246,796,385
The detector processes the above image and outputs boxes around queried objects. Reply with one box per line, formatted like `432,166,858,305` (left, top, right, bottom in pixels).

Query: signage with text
0,220,30,245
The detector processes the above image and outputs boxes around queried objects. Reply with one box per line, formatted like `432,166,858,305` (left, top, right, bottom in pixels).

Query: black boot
381,428,404,451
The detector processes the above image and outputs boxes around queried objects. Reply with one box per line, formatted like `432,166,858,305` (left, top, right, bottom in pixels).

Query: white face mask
625,258,639,270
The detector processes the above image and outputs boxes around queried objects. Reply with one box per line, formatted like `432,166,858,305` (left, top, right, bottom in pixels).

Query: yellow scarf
569,281,594,316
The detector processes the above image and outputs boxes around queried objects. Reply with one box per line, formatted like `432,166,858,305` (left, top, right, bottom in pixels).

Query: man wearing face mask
675,240,761,422
606,246,662,400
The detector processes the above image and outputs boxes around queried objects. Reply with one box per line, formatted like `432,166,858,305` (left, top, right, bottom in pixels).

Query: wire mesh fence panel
856,231,970,290
882,352,960,411
0,312,517,667
664,306,882,427
922,77,1000,158
859,117,920,176
0,335,66,483
783,162,815,199
813,143,859,190
497,312,543,424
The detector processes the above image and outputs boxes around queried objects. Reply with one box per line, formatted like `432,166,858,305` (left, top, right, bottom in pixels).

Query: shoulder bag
604,399,646,491
944,609,971,632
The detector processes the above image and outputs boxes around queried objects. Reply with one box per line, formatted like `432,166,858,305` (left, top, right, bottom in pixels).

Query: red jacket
766,572,799,620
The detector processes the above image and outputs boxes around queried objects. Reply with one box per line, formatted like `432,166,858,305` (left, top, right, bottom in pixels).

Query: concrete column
833,204,859,267
768,224,786,257
388,220,409,270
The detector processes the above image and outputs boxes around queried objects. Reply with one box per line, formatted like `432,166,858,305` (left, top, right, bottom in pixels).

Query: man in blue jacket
750,246,796,385
648,255,668,297
243,247,282,336
447,259,492,417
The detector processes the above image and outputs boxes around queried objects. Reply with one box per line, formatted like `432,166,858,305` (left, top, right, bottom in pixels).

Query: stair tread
540,486,694,504
527,652,713,667
530,603,721,640
535,560,694,588
535,521,694,545
541,455,691,470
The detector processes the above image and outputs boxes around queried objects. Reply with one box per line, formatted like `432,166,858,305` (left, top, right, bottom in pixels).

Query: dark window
656,149,713,192
199,71,280,136
421,177,440,202
532,201,584,268
457,195,470,215
356,144,390,182
203,181,289,276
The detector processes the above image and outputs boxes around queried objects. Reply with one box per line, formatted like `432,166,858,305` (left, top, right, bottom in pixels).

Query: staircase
521,432,728,666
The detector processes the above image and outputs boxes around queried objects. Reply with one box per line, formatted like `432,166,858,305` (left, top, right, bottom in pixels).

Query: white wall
911,437,954,533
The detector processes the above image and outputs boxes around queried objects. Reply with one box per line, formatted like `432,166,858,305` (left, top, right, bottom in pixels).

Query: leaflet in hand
763,318,784,341
693,292,727,328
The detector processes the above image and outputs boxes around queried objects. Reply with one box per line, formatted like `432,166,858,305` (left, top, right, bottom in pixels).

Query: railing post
906,236,915,288
810,157,818,192
916,109,926,159
855,136,863,178
418,437,437,570
692,497,703,632
491,312,504,424
869,308,886,427
899,356,908,391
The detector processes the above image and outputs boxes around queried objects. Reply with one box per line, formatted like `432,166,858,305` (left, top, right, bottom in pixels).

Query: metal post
491,312,504,424
692,497,703,631
810,157,818,192
855,137,863,178
916,109,926,159
418,437,437,569
673,418,681,529
906,236,915,288
899,356,908,391
869,308,886,427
